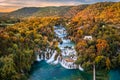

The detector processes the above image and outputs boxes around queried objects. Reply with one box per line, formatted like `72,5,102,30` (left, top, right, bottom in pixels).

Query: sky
0,0,120,12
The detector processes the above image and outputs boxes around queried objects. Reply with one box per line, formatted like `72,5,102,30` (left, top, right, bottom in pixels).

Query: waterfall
54,25,84,70
60,59,74,69
44,52,47,60
79,65,84,71
53,56,59,64
35,25,84,70
46,50,57,63
36,54,41,61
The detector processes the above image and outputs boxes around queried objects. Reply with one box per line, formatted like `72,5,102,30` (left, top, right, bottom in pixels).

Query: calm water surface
29,61,92,80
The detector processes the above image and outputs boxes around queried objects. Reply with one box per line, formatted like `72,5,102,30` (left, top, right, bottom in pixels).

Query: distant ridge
0,2,119,20
8,7,40,18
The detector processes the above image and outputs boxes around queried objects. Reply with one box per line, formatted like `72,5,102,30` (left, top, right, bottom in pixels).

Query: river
29,25,120,80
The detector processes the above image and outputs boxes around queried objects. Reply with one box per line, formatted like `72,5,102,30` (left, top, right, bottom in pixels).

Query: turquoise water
109,69,120,80
29,25,92,80
29,61,92,80
29,25,120,80
29,61,120,80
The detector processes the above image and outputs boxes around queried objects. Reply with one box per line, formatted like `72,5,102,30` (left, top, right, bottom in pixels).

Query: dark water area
29,61,92,80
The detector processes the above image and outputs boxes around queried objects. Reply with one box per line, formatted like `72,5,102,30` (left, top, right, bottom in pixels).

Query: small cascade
44,52,47,60
47,50,57,63
79,65,84,71
60,59,78,69
53,56,60,64
48,52,51,59
36,54,41,61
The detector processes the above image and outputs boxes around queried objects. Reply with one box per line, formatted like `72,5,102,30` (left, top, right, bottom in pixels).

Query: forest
0,2,120,80
0,17,63,80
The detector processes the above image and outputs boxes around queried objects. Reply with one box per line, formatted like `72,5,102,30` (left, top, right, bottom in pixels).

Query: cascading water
29,25,92,80
54,25,83,70
47,50,57,63
36,54,41,61
36,25,83,70
30,25,120,80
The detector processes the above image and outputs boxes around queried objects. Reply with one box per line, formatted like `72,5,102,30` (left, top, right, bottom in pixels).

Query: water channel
29,25,120,80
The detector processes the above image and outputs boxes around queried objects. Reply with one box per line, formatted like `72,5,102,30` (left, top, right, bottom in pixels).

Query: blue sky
0,0,120,12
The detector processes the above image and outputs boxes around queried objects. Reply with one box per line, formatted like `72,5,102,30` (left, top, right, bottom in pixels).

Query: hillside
7,6,72,18
0,13,8,16
5,5,88,18
0,2,119,23
99,2,120,24
72,2,120,24
66,2,120,43
33,6,72,17
64,5,88,19
8,7,40,18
